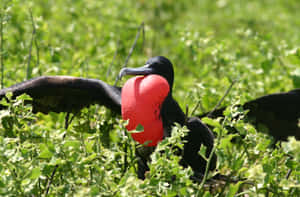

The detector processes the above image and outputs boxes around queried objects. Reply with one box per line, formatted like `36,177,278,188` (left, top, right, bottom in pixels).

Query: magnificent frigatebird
117,56,217,178
199,89,300,141
0,56,217,180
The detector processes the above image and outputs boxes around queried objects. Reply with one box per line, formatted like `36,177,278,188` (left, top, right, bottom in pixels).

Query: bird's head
117,56,174,90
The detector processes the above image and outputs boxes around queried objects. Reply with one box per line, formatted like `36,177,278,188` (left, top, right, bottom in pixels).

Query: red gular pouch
121,75,170,146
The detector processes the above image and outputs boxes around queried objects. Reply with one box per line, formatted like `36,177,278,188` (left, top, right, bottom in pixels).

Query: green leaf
5,92,13,100
90,185,100,196
263,163,273,173
227,182,242,197
80,153,98,164
85,140,95,153
0,180,5,187
201,117,221,128
21,178,31,186
128,124,145,134
63,140,81,150
261,59,274,74
135,124,144,132
198,145,207,160
49,157,65,166
166,190,177,197
0,97,9,107
30,167,41,179
203,191,212,197
291,68,300,88
39,144,53,159
16,93,32,101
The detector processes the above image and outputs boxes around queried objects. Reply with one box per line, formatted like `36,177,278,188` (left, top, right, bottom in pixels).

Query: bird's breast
121,75,170,146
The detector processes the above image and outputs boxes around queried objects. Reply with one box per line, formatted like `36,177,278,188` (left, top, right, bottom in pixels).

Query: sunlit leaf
39,143,53,159
30,167,41,179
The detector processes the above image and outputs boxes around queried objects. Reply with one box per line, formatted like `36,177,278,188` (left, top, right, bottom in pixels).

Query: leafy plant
0,0,299,196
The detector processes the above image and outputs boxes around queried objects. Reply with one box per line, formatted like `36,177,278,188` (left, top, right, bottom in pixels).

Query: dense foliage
0,0,299,196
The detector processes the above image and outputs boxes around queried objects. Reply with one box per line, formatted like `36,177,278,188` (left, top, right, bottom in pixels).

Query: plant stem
34,31,40,75
207,79,237,117
106,39,120,79
26,9,36,80
191,99,201,116
122,22,145,69
45,165,58,196
199,116,227,190
0,11,4,88
45,113,71,196
114,22,145,86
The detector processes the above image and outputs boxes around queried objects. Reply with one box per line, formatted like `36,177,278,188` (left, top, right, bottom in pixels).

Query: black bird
199,89,300,141
0,76,122,114
0,56,217,180
117,56,216,178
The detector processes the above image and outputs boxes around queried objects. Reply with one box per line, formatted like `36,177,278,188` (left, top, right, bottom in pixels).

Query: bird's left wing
0,76,122,114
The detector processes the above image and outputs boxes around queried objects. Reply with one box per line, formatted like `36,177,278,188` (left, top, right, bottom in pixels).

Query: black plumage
0,76,121,114
199,89,300,141
0,56,217,180
118,56,217,178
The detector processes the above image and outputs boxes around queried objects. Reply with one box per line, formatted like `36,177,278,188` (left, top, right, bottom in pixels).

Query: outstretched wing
244,89,300,140
199,89,300,141
0,76,122,114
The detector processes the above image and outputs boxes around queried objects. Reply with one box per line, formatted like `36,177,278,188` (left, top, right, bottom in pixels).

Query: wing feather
198,89,300,140
0,76,121,114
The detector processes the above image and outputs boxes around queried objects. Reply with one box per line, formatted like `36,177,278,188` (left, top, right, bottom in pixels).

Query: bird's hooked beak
114,64,153,85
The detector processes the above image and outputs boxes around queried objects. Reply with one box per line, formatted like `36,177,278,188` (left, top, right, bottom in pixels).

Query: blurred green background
0,0,300,196
2,0,300,114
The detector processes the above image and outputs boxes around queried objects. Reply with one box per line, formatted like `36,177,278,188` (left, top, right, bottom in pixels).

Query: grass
0,0,299,196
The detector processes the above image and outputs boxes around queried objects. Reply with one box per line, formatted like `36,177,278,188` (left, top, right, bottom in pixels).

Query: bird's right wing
244,89,300,122
198,89,300,141
243,89,300,140
0,76,122,114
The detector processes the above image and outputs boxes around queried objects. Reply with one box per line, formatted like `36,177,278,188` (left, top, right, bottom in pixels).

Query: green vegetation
0,0,299,196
